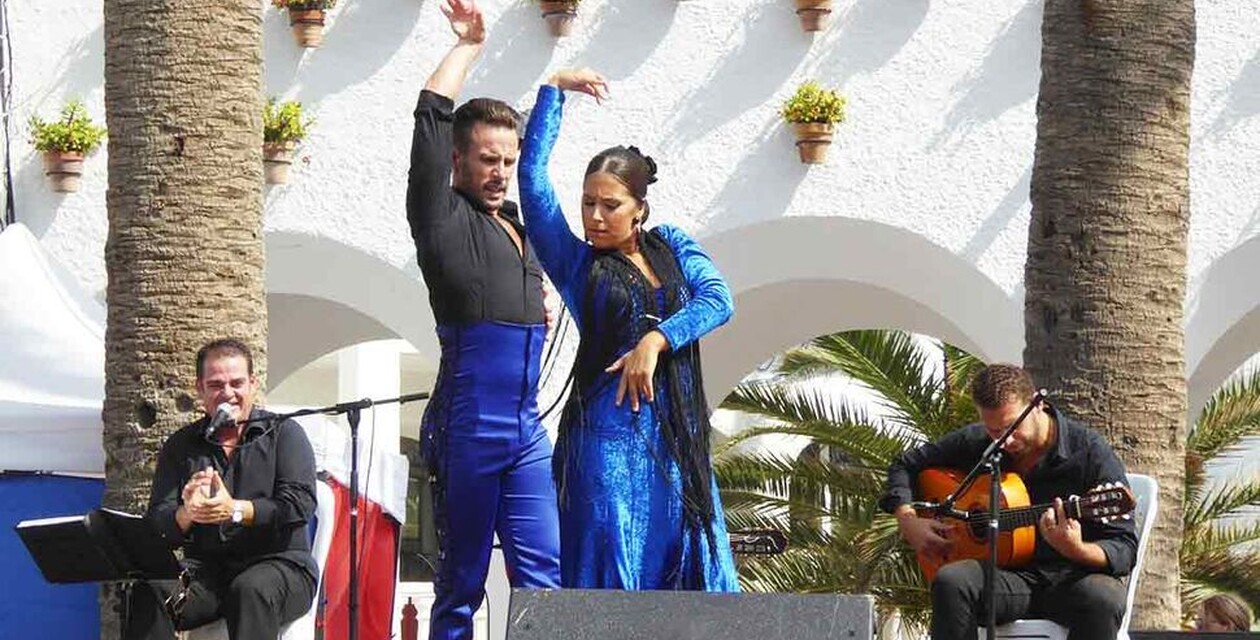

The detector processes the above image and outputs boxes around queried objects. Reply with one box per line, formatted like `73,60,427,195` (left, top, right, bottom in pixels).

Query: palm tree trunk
101,2,264,636
1025,0,1194,630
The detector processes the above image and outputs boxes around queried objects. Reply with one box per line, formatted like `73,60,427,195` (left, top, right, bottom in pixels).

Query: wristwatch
230,500,246,525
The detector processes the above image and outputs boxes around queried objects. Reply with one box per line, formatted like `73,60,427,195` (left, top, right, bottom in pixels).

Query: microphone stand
917,389,1047,640
239,391,430,640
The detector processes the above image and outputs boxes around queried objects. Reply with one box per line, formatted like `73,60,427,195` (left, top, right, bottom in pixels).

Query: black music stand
15,507,180,584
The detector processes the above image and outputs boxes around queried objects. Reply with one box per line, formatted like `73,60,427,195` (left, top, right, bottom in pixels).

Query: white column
337,340,401,456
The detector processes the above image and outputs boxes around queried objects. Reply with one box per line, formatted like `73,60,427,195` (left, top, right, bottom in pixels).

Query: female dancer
518,68,739,591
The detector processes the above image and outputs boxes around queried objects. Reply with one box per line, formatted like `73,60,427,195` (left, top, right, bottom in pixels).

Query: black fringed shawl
561,227,718,541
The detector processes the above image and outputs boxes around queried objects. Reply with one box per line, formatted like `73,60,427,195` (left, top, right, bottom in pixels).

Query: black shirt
147,408,318,581
406,89,545,326
881,405,1138,575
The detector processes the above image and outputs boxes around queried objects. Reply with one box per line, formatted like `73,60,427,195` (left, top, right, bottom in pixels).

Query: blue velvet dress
518,85,739,591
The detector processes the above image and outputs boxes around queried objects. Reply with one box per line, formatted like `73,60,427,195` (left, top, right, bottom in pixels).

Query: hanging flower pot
263,98,312,184
273,0,336,48
43,151,86,193
263,142,296,184
794,0,834,32
781,81,847,165
791,123,834,164
28,99,106,193
539,0,579,38
289,8,326,48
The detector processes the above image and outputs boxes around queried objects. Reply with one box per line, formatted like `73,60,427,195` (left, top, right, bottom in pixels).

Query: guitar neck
963,501,1073,528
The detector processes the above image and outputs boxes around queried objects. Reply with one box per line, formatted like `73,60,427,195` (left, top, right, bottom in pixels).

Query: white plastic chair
983,473,1158,640
183,479,336,640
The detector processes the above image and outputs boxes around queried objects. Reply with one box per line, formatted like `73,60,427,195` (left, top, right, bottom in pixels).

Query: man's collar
454,187,521,223
1043,403,1072,462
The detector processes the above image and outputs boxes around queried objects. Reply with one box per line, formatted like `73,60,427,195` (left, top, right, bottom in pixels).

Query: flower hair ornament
627,145,659,185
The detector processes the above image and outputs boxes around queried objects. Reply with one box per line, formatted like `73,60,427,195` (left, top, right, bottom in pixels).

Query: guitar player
881,364,1138,640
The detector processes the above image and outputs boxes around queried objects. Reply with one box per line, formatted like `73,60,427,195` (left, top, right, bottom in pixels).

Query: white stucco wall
8,0,1260,412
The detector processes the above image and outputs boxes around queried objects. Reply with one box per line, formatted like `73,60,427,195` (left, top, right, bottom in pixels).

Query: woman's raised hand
441,0,485,45
548,68,610,104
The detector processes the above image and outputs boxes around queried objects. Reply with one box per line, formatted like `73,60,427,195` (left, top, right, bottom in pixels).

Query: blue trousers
422,322,561,640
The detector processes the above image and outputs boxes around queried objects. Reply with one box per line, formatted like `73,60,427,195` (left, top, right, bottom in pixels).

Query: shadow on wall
812,0,929,86
663,3,811,154
1209,45,1260,137
579,0,678,81
931,0,1041,149
15,154,70,238
465,1,558,104
1186,231,1260,418
702,119,809,235
961,166,1031,262
266,0,424,102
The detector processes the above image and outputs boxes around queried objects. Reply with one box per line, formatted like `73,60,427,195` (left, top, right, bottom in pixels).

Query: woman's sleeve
655,224,734,350
519,84,588,300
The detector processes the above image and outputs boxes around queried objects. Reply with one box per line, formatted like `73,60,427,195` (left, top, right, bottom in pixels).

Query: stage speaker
506,588,873,640
1131,633,1259,639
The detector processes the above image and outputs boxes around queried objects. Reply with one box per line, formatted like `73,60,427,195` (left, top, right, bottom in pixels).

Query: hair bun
627,145,659,184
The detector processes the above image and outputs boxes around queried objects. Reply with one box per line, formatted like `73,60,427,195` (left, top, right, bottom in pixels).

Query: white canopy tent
0,222,106,475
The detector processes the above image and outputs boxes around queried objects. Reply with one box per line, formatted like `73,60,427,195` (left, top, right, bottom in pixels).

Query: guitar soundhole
966,512,988,540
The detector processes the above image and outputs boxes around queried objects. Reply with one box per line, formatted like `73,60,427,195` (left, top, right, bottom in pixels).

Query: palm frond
1180,550,1260,620
715,451,885,497
778,331,942,431
1190,367,1260,462
1184,478,1260,529
1182,520,1260,559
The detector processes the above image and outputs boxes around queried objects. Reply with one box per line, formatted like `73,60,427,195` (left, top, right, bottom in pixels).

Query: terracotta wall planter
539,1,578,37
289,8,326,48
42,150,85,193
792,122,834,164
264,142,297,184
794,0,833,32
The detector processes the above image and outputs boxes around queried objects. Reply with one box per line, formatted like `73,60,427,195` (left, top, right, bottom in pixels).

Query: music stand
15,507,181,584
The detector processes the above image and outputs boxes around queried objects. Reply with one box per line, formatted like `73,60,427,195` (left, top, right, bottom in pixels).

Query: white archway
1186,234,1260,419
699,217,1022,403
265,232,437,386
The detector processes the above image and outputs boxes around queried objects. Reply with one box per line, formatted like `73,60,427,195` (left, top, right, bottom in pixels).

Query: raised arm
406,0,485,235
654,224,735,351
519,73,605,296
425,0,485,99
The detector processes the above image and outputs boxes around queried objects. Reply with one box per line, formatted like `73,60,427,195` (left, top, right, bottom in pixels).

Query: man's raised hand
441,0,485,44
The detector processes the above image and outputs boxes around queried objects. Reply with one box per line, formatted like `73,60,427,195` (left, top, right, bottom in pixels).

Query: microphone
205,402,236,440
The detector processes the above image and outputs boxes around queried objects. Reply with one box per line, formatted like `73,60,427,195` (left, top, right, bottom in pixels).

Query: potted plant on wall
263,98,312,185
538,0,579,38
272,0,336,48
793,0,834,32
28,100,107,193
781,81,846,165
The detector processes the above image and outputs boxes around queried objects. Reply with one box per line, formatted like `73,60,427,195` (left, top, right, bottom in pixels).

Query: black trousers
931,560,1128,640
124,558,316,640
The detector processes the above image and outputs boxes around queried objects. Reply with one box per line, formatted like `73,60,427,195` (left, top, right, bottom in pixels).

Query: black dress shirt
881,405,1138,575
147,409,318,581
406,89,546,326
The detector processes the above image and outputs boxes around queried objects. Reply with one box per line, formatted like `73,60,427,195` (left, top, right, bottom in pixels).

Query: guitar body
915,468,1037,583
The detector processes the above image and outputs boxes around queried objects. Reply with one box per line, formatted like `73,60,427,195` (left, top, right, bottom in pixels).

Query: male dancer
406,0,561,638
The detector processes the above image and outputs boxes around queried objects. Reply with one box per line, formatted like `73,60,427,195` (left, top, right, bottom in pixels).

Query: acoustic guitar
914,468,1135,582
